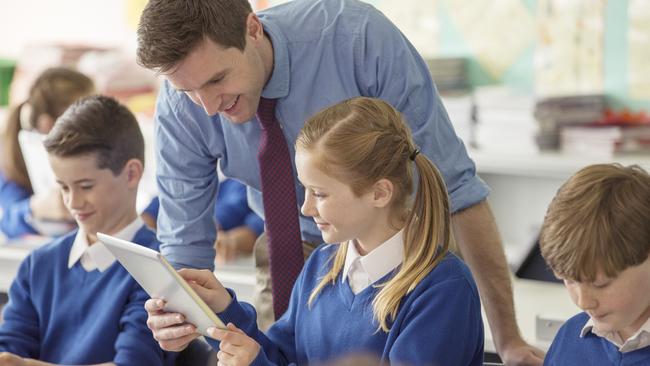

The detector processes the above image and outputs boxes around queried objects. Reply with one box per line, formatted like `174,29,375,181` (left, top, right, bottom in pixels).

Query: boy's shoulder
29,230,79,262
30,224,158,262
131,225,159,250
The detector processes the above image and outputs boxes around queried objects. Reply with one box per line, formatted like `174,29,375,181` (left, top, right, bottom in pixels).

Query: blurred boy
540,163,650,365
0,95,173,365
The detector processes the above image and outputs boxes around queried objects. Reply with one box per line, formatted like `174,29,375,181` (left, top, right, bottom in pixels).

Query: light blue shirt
154,0,489,269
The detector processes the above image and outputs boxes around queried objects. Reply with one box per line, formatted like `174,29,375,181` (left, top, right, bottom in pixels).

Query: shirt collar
580,315,650,353
342,230,404,285
259,17,290,100
68,217,144,272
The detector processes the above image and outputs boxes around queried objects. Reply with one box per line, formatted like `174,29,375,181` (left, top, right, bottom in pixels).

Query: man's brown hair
136,0,253,72
44,95,144,175
540,163,650,282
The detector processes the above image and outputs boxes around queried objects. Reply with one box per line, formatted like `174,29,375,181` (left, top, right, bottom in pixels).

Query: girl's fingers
178,268,218,288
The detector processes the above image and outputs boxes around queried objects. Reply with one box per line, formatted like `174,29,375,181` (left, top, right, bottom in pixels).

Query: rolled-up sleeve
154,81,223,270
355,9,489,213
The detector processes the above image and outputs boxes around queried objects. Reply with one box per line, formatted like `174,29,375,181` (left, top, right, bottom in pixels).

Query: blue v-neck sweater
545,312,650,366
209,244,484,366
0,227,171,365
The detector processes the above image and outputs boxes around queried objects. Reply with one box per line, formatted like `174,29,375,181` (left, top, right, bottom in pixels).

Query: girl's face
296,148,392,252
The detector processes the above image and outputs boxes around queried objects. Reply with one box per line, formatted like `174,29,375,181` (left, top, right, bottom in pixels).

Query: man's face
165,29,269,123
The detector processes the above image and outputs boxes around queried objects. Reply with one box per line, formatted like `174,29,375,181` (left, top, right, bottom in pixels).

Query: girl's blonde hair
297,97,451,332
0,67,94,191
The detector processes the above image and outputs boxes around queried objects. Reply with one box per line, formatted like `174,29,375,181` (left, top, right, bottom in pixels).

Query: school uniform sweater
545,312,650,366
0,226,169,366
209,244,484,366
0,172,37,238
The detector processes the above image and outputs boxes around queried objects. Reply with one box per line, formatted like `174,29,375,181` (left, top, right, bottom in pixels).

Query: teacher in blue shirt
136,0,542,364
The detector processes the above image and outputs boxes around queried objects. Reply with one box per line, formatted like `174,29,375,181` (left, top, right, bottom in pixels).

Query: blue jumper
545,312,650,366
0,226,173,365
209,244,484,366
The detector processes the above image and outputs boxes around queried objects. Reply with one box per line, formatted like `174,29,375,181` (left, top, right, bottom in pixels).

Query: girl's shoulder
418,251,479,293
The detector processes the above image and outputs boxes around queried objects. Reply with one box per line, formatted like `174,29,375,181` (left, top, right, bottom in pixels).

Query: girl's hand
209,323,261,366
178,268,232,313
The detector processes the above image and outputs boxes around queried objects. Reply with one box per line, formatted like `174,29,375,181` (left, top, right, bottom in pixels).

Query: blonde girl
144,97,484,366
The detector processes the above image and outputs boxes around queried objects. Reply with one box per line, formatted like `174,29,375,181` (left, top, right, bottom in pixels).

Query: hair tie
409,148,420,161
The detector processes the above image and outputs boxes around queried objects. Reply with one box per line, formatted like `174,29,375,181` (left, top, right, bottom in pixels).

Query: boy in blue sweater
540,164,650,366
0,95,172,366
144,97,484,365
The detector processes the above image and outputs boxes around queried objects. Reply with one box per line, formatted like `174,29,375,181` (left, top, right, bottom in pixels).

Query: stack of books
560,110,650,157
473,86,538,153
533,94,607,150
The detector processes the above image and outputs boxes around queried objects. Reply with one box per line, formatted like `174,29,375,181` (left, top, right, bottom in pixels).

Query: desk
0,242,257,299
483,278,579,353
0,244,577,352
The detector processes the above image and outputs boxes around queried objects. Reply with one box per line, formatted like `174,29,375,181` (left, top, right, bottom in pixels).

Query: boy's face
165,16,269,123
561,255,650,339
49,153,137,242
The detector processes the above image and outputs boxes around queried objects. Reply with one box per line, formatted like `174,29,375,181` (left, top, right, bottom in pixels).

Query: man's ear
246,13,264,41
371,178,394,208
123,159,144,189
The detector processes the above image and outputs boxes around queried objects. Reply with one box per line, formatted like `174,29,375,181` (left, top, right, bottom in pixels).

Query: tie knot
257,97,278,128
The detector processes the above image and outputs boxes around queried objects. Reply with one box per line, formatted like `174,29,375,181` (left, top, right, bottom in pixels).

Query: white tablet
97,233,226,335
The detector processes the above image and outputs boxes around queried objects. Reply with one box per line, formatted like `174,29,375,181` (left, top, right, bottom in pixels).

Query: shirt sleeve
354,9,489,213
0,255,41,357
154,81,221,270
0,175,38,238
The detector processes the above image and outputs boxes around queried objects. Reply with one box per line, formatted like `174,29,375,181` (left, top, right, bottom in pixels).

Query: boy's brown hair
43,95,144,175
136,0,253,72
540,163,650,282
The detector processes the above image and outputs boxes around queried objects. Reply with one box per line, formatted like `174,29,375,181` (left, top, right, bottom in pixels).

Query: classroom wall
1,0,648,111
0,0,138,58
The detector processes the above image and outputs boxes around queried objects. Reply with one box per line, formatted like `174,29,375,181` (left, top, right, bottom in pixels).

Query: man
136,0,543,364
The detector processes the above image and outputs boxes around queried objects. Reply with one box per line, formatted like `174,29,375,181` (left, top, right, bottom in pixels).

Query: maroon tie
257,97,304,318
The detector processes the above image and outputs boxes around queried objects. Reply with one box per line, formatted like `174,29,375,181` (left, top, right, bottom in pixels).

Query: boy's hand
144,299,199,352
209,323,260,366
